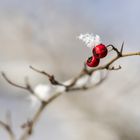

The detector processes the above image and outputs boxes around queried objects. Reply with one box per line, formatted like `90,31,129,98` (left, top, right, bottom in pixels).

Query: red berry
92,44,108,58
86,56,100,67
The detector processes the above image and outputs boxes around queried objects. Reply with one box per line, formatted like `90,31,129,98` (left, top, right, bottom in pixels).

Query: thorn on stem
120,41,124,54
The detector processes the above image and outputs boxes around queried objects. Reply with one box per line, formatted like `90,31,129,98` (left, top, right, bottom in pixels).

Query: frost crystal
78,34,101,48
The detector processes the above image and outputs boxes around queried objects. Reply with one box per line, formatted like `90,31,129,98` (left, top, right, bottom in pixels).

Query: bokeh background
0,0,140,140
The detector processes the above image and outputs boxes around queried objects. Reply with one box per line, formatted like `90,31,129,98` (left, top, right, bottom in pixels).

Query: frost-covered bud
78,34,101,48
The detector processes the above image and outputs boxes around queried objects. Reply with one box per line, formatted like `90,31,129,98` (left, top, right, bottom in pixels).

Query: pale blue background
0,0,140,140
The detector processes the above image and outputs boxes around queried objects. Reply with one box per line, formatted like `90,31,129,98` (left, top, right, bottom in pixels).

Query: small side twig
1,72,42,101
29,66,66,87
1,43,140,140
1,73,32,92
88,44,140,74
0,120,15,140
19,92,61,140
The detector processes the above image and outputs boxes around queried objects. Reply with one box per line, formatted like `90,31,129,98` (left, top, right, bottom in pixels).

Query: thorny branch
1,43,140,140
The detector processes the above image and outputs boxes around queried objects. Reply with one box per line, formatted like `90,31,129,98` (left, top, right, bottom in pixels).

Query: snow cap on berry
78,33,101,48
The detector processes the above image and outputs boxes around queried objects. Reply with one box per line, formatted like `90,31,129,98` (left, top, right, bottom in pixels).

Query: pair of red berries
86,44,108,67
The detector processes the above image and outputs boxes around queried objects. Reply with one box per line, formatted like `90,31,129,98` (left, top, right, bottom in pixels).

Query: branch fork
1,42,140,140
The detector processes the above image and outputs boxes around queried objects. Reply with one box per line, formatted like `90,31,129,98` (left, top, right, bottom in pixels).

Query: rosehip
92,44,108,58
86,56,100,67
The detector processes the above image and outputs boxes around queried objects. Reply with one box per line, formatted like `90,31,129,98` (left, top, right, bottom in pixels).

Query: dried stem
0,120,15,140
1,43,140,140
88,48,140,74
29,65,66,87
1,73,31,92
1,73,43,101
19,92,62,140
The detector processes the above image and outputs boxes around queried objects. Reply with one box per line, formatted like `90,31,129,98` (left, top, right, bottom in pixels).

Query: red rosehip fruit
92,44,108,58
86,56,100,67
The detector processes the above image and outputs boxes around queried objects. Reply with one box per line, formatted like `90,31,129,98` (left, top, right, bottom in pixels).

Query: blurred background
0,0,140,140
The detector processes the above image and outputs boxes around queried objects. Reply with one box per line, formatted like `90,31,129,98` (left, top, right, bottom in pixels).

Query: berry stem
1,43,140,140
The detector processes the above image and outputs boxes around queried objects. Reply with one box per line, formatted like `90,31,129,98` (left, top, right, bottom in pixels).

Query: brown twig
29,65,90,91
1,73,42,101
29,66,66,87
19,71,108,140
88,50,140,74
19,92,62,140
1,43,140,140
69,71,108,91
0,120,15,140
1,73,31,92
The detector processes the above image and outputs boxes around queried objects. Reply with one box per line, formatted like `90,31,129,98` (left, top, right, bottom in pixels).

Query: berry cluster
78,34,108,68
86,44,108,67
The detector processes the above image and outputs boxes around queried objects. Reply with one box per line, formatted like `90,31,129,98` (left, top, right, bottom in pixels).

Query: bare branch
1,43,140,140
69,71,108,91
29,66,66,87
1,72,30,92
19,92,62,140
88,51,140,75
1,72,43,101
19,70,107,140
0,120,15,140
